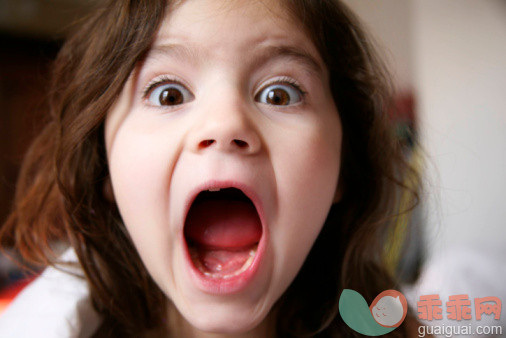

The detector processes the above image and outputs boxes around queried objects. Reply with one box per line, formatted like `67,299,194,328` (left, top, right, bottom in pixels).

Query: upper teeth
208,188,221,192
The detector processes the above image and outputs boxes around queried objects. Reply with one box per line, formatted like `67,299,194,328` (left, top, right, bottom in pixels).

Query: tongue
192,248,255,275
185,199,262,249
185,199,262,276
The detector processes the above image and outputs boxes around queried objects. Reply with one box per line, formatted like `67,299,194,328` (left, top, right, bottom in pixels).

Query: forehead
147,0,324,73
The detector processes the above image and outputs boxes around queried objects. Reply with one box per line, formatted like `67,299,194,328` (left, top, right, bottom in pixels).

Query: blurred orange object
0,279,34,316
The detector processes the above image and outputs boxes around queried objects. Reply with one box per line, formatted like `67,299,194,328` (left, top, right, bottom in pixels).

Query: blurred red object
0,278,34,316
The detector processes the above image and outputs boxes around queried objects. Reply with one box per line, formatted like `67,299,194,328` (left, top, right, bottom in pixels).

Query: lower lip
182,230,267,295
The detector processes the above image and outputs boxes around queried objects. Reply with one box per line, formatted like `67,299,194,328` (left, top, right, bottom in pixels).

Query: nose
187,92,262,155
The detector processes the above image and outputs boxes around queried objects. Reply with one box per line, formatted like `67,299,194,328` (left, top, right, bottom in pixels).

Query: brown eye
266,88,290,105
160,88,183,105
256,83,302,106
147,82,193,106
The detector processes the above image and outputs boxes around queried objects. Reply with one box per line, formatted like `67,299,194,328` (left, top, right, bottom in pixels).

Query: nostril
198,139,215,149
233,139,248,148
197,139,250,151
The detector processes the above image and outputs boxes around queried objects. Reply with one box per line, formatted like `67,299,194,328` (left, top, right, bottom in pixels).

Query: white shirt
0,249,101,338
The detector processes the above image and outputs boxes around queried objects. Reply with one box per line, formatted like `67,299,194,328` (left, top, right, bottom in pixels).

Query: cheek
269,114,342,275
109,136,164,243
109,131,168,213
106,120,183,259
107,113,186,212
275,113,342,215
106,121,188,290
279,132,340,220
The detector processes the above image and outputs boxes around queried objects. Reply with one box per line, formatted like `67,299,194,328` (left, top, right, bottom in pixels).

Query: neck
144,303,276,338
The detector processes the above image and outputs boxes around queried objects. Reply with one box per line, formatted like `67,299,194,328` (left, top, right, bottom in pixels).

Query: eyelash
141,75,307,104
260,77,307,98
142,75,185,99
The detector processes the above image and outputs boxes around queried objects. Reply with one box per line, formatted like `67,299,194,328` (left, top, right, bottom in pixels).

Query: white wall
344,0,506,258
413,0,506,255
342,0,414,90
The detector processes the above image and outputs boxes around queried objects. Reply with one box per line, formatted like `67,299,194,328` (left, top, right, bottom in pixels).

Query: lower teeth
190,246,257,279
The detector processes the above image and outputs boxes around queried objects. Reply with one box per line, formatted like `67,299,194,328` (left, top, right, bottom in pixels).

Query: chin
181,302,270,335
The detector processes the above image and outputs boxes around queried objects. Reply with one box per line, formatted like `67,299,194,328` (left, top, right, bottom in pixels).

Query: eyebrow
249,44,324,76
145,43,323,76
145,43,203,64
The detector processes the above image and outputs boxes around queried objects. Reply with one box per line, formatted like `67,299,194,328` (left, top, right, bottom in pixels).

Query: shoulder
0,248,101,338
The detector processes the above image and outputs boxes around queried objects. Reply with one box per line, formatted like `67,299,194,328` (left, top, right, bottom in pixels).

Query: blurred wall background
0,0,97,294
344,0,506,260
345,2,506,332
0,0,95,37
413,0,506,254
0,0,97,232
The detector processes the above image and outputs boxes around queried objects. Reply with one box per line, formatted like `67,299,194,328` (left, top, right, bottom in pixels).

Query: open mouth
184,187,262,280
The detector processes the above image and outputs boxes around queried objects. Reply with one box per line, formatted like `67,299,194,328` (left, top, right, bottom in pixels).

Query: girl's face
105,0,342,334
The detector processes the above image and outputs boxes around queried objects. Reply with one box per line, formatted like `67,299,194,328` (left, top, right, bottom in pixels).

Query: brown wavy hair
1,0,420,336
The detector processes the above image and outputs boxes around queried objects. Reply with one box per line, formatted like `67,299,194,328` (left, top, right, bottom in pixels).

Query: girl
0,0,420,336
